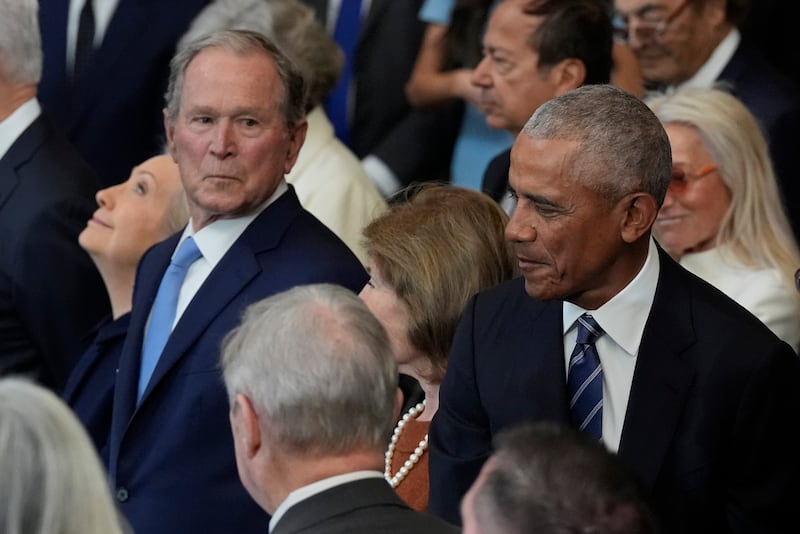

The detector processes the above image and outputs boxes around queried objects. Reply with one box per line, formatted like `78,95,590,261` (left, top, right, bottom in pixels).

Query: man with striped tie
429,84,800,533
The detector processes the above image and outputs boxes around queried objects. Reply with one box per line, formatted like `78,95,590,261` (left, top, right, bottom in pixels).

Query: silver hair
221,284,398,455
164,29,307,128
178,0,342,110
0,0,42,84
647,86,800,290
0,378,126,534
522,84,673,205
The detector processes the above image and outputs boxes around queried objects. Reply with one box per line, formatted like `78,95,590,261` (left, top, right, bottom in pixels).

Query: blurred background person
0,377,126,534
38,0,210,186
461,422,656,534
474,0,614,206
221,284,458,533
612,0,800,241
359,184,517,510
179,0,386,264
1,0,109,392
648,86,800,349
63,153,189,453
407,0,515,190
300,0,460,196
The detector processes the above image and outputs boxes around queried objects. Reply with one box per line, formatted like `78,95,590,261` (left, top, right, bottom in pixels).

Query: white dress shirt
562,238,660,452
66,0,120,74
0,98,40,159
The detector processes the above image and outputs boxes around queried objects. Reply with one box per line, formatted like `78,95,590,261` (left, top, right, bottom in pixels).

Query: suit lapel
0,116,47,209
617,250,697,491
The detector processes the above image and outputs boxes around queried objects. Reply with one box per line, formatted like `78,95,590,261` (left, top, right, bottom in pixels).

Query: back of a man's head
221,283,397,457
0,0,42,86
463,423,657,534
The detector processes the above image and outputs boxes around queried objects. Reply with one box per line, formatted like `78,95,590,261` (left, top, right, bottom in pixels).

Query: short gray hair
522,84,673,205
164,29,307,128
221,284,398,455
178,0,342,110
0,0,42,84
0,378,125,534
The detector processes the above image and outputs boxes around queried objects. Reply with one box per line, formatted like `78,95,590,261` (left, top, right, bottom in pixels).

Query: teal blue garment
419,0,514,190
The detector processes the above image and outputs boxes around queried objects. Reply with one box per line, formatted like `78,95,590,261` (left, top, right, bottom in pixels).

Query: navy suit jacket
429,247,800,533
272,477,458,534
717,42,800,239
38,0,211,186
0,112,109,390
106,187,368,534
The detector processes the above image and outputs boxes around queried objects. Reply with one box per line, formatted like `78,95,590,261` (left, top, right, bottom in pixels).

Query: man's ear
231,393,262,459
549,58,586,96
283,118,308,174
619,193,659,243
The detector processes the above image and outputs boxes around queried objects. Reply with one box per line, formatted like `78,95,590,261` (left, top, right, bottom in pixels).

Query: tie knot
576,313,603,345
172,237,202,269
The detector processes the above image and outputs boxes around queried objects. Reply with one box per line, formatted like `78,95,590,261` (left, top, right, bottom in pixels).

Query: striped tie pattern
567,313,604,440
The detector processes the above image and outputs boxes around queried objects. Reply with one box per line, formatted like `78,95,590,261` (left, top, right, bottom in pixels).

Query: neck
92,257,136,319
0,82,36,122
416,380,439,422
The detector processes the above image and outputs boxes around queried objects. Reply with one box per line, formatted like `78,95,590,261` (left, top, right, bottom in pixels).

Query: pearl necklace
384,400,428,488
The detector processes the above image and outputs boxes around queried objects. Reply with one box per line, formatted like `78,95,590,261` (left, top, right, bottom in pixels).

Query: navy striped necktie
567,313,604,440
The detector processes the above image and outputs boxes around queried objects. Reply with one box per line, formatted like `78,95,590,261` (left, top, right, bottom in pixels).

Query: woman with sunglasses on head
648,86,800,349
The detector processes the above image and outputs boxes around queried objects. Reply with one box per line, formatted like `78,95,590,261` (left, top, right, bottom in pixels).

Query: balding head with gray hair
0,0,42,85
523,84,672,205
178,0,342,111
221,283,398,456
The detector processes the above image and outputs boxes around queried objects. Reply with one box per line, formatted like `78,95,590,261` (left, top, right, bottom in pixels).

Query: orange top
390,418,430,511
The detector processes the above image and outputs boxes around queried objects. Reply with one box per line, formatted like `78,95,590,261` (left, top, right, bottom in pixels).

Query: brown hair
362,184,517,383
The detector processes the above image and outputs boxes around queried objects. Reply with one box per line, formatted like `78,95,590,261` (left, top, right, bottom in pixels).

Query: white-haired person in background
648,86,800,349
177,0,386,264
0,377,127,534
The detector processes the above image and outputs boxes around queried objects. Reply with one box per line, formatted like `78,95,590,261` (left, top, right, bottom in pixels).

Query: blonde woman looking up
0,377,127,534
648,87,800,349
63,154,188,452
359,184,517,510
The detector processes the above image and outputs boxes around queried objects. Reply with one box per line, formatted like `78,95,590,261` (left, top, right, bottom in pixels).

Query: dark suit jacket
429,248,800,533
301,0,461,186
63,312,130,459
272,477,459,534
481,148,510,202
38,0,211,186
106,187,368,534
717,42,800,239
0,111,109,390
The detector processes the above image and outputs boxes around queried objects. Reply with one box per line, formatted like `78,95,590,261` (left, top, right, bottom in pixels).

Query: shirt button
115,487,129,502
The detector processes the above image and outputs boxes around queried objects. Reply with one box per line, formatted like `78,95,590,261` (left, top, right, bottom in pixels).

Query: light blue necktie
567,313,604,440
137,237,202,402
325,0,363,146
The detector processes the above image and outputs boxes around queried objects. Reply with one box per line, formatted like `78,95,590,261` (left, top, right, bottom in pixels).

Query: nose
210,119,235,159
471,55,492,89
95,184,117,208
505,208,537,243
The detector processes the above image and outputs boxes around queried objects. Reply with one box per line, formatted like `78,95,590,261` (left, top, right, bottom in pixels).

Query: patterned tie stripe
567,313,604,440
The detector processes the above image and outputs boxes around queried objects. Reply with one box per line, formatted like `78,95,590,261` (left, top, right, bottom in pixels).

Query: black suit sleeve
13,197,109,390
428,295,492,525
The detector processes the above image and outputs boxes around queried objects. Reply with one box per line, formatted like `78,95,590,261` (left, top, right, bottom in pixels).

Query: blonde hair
647,86,800,290
0,378,126,534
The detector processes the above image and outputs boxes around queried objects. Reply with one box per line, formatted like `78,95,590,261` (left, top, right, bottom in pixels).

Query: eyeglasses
668,163,717,194
613,0,691,44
